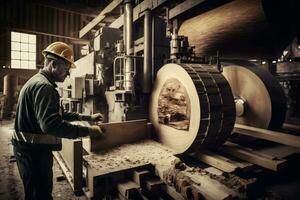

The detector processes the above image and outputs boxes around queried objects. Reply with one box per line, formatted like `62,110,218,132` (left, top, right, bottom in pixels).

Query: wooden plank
234,123,300,149
133,169,151,187
133,169,185,199
145,177,164,192
79,0,123,38
282,123,300,133
83,119,149,152
191,151,239,173
84,162,152,199
254,144,300,159
117,181,141,199
155,165,238,200
222,142,287,171
204,167,224,176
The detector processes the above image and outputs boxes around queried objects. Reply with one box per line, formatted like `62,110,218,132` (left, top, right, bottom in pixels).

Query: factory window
11,31,36,69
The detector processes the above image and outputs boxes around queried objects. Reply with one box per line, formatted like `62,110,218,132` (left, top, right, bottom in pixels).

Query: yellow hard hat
42,42,76,68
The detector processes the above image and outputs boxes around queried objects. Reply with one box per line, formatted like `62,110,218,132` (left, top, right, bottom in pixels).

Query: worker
12,42,104,200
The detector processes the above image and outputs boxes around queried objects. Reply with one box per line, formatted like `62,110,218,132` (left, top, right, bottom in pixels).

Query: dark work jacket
13,70,89,150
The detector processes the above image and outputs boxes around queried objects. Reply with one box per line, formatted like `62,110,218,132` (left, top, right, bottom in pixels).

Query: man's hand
79,113,103,122
88,125,104,137
90,113,103,122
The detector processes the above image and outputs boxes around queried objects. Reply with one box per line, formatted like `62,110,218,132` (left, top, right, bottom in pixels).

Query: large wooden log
178,0,298,59
150,63,235,153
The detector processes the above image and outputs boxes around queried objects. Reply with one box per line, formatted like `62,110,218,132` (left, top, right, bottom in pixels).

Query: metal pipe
124,0,133,91
143,9,152,93
3,74,18,119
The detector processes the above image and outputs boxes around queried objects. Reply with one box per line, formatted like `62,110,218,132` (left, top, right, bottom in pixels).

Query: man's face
52,59,71,82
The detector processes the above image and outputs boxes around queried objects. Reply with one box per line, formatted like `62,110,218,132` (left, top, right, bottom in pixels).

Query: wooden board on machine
83,119,149,152
149,63,235,154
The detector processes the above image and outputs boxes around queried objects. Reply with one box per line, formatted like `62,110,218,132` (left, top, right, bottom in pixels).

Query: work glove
80,113,103,122
90,113,103,122
88,125,104,137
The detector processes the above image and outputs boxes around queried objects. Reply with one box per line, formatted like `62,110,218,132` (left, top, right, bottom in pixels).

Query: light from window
11,31,36,69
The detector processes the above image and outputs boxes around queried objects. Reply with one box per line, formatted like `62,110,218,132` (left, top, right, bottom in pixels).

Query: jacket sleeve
62,111,81,121
33,84,89,139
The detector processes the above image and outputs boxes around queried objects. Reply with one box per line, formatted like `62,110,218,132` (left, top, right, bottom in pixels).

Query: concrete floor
0,120,87,200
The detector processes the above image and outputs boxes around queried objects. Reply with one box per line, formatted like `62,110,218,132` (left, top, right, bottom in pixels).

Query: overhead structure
178,0,298,59
222,61,287,130
150,63,235,154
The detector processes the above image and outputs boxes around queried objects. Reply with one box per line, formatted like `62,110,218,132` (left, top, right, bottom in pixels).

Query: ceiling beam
37,2,100,18
79,0,123,38
169,0,206,19
12,28,89,45
109,0,168,29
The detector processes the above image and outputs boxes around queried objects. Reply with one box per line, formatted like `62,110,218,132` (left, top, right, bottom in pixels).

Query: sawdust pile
84,140,178,174
83,139,255,199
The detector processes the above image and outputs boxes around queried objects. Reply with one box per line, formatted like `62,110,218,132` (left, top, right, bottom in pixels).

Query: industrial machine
54,0,300,199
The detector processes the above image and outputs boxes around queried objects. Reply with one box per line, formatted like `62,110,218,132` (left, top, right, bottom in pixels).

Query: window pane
21,43,28,51
11,42,20,51
11,51,20,59
29,61,36,69
28,52,36,61
11,60,21,68
29,44,36,52
21,52,28,60
21,60,29,69
28,35,36,44
11,31,36,69
11,32,20,42
21,33,29,43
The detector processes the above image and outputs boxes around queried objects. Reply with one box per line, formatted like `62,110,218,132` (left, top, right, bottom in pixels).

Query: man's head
42,42,76,82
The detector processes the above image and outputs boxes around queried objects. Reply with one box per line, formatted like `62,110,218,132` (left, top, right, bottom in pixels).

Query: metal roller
222,61,287,130
150,63,235,154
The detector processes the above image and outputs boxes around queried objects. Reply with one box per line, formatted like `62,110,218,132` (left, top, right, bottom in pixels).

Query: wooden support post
222,142,287,171
234,124,300,149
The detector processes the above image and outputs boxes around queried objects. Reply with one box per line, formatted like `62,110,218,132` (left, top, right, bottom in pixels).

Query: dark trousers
13,145,53,200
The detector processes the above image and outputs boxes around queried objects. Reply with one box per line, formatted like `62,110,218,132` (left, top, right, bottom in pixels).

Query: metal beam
12,28,89,45
36,3,99,18
79,0,123,38
169,0,206,19
109,0,168,29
